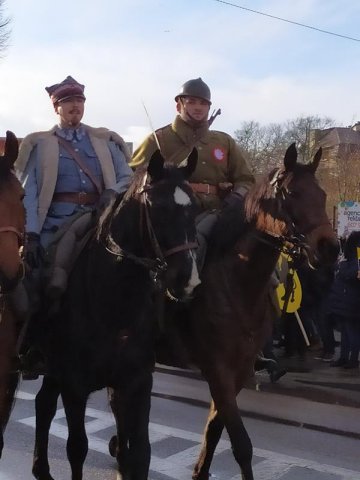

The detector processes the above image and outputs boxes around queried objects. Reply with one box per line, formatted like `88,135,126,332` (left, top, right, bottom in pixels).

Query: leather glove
96,189,118,214
223,191,246,209
209,192,247,252
24,232,43,269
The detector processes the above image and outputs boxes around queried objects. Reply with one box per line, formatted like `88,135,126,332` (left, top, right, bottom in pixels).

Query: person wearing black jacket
327,231,360,369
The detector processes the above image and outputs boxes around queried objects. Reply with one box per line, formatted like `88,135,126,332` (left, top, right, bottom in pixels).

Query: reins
102,178,197,288
252,167,330,261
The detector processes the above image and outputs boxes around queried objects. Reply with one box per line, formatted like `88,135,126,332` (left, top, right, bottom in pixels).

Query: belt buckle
206,184,210,194
78,191,87,204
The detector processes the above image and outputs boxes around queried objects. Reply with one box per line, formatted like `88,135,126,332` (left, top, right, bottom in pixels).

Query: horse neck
242,231,281,281
242,205,287,284
79,202,154,328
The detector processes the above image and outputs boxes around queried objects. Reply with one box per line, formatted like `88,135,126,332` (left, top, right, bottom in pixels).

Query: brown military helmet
175,78,211,104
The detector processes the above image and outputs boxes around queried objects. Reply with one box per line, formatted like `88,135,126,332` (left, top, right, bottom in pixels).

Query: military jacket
131,115,254,210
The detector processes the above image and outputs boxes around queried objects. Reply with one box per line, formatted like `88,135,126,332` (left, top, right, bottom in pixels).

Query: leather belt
52,192,99,205
190,183,218,195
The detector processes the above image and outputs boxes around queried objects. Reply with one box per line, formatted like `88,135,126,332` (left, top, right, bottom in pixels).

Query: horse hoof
109,435,117,457
32,465,55,480
33,473,55,480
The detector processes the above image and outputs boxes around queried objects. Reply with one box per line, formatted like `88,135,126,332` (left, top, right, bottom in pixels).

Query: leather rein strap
141,186,198,260
57,136,103,195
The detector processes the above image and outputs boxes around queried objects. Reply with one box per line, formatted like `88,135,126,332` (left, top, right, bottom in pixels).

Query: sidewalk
153,352,360,439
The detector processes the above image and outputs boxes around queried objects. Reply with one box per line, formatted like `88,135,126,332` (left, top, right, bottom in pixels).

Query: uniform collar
56,124,86,141
172,115,210,145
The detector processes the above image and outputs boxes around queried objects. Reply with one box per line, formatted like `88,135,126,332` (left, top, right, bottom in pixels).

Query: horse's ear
179,147,198,179
3,131,19,169
283,143,297,172
308,147,322,173
147,149,165,182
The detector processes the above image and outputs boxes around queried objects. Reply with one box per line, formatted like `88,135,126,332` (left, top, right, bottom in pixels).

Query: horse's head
0,131,25,293
267,143,339,267
103,148,200,302
143,148,200,300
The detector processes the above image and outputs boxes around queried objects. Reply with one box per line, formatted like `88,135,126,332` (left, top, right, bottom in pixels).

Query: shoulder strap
56,136,103,194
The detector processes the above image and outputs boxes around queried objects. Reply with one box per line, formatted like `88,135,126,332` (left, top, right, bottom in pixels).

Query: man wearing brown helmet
131,78,255,267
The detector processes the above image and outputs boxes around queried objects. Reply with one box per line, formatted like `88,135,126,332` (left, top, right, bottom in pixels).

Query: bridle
103,179,198,289
0,226,24,246
254,167,331,261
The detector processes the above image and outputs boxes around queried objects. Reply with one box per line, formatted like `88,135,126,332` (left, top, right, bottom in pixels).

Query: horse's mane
95,166,148,242
209,163,314,254
246,163,315,230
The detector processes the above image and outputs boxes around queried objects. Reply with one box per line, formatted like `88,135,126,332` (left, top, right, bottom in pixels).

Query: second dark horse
165,144,339,480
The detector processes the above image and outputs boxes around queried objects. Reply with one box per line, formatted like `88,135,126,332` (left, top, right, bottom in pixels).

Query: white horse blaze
172,188,200,294
174,186,191,206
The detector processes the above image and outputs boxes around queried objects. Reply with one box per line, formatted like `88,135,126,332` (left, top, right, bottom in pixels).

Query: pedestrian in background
327,231,360,369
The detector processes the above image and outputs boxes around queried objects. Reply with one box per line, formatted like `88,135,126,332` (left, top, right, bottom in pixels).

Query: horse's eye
287,190,299,199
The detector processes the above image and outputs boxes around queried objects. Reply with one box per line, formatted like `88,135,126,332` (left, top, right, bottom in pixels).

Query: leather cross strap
57,136,103,194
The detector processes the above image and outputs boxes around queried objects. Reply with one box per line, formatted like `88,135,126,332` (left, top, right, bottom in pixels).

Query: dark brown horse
0,131,25,458
169,144,339,480
30,150,200,480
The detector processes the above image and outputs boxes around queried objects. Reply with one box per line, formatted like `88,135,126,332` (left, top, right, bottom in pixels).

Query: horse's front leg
32,375,60,480
214,381,254,480
61,388,88,480
201,371,254,480
108,370,153,480
0,371,19,458
192,400,224,480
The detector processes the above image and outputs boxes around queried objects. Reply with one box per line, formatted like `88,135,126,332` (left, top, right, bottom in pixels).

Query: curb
153,366,360,440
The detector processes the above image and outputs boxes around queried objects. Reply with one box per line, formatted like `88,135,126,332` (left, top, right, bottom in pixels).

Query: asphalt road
0,374,359,480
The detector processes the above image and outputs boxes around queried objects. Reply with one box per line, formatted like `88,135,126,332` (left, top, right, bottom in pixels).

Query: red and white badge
213,147,226,161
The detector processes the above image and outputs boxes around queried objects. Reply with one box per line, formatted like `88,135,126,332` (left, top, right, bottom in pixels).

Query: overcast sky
0,0,359,147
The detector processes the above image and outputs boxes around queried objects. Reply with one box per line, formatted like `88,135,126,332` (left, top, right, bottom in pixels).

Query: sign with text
337,201,360,237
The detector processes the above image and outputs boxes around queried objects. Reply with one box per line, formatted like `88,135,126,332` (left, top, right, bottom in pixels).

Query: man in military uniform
17,75,133,255
131,78,255,267
14,76,133,377
15,75,133,297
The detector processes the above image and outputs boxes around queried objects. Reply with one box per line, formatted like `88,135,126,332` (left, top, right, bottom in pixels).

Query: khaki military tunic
131,115,254,210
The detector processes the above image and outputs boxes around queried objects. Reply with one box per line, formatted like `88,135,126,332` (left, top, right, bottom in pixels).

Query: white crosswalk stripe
16,404,360,480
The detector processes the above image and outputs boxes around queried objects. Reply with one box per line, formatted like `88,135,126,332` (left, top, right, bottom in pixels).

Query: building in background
310,123,360,234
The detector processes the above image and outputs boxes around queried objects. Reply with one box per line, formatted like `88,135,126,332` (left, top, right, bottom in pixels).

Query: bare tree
234,121,287,174
0,1,10,56
318,147,360,211
283,115,335,162
234,115,336,175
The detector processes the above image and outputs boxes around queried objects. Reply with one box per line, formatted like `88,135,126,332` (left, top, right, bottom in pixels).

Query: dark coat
327,257,360,320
